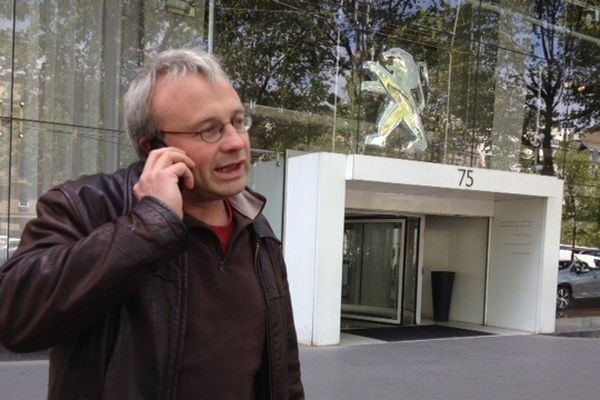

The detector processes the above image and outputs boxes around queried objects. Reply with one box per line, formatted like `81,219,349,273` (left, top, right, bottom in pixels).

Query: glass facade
1,1,600,259
213,0,600,172
0,0,209,259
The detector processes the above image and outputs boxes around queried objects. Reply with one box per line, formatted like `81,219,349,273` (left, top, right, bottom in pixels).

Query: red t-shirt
206,200,235,254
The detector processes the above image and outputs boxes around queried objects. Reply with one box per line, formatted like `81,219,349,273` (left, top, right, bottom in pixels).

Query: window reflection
1,0,209,266
215,0,600,174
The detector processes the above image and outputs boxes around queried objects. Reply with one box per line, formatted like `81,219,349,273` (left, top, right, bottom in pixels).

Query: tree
214,0,338,151
211,0,600,171
215,0,451,154
556,140,600,247
517,0,600,176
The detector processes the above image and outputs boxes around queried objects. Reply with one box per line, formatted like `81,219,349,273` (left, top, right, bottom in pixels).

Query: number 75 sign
458,168,474,187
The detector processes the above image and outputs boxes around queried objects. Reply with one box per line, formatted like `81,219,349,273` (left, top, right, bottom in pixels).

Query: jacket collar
232,188,279,242
229,187,266,221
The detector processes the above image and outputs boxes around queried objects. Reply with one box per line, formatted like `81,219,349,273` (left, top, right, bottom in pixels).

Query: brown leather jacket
0,162,304,400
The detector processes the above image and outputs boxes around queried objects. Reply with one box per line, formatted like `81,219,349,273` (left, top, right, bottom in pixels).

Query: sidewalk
300,334,600,400
0,360,48,400
555,314,600,334
2,330,600,399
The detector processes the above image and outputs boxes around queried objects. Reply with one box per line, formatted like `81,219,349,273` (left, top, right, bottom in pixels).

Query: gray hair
123,48,228,159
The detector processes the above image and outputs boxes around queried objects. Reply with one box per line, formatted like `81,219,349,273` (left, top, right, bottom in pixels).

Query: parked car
557,260,600,310
577,249,600,268
574,254,600,269
560,244,600,267
559,246,574,262
559,260,571,270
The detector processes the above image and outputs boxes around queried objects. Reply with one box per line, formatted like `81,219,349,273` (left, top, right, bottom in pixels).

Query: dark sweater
178,209,267,400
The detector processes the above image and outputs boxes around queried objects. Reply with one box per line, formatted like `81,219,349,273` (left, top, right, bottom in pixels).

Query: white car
577,249,600,268
559,246,600,268
575,254,600,269
559,248,574,262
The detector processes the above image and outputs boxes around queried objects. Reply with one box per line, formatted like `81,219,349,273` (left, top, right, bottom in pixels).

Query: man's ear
138,137,152,156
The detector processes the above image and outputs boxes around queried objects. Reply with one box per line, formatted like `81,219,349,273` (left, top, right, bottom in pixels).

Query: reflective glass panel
0,0,12,261
215,0,600,174
11,0,208,173
342,220,405,321
0,1,12,117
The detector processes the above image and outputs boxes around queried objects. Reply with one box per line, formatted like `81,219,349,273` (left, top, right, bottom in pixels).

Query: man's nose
220,123,246,150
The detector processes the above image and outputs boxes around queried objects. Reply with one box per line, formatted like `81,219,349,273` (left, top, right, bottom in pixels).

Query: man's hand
133,147,195,219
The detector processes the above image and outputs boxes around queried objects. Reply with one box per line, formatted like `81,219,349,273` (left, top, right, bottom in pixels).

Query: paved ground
0,360,48,400
301,334,600,400
557,297,600,318
3,316,600,399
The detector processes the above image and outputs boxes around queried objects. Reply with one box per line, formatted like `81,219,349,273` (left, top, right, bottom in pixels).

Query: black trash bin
431,271,455,322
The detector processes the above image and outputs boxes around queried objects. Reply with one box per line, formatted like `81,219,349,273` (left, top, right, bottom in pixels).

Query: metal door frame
342,217,418,324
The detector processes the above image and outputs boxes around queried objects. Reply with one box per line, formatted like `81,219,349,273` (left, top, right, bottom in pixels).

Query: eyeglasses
159,113,252,143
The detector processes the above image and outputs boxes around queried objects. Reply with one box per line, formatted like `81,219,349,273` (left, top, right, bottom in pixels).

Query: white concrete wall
346,190,494,217
487,199,544,332
421,217,450,319
347,155,561,198
537,196,562,333
422,216,488,324
283,153,346,346
280,152,563,344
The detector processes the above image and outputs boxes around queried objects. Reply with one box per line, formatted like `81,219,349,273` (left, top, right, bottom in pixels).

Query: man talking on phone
0,48,304,400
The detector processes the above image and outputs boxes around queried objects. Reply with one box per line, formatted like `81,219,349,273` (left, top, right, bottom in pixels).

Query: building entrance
342,217,420,325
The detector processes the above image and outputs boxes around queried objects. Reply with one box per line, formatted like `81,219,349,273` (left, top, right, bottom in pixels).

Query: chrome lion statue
361,48,429,151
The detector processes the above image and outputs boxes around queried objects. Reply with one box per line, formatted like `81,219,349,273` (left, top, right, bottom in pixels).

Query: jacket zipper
254,237,275,400
170,255,187,400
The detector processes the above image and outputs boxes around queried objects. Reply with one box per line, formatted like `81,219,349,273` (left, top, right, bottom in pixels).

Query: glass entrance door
402,217,420,325
342,219,406,322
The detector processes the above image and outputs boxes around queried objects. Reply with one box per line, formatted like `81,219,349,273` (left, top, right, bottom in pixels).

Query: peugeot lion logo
361,48,429,151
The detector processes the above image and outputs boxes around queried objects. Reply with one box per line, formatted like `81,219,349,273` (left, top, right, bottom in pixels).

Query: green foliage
556,141,600,246
562,220,600,248
213,0,600,173
214,0,444,154
215,0,333,110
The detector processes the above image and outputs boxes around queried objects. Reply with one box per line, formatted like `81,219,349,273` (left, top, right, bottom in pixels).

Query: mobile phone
149,138,168,150
147,138,187,191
